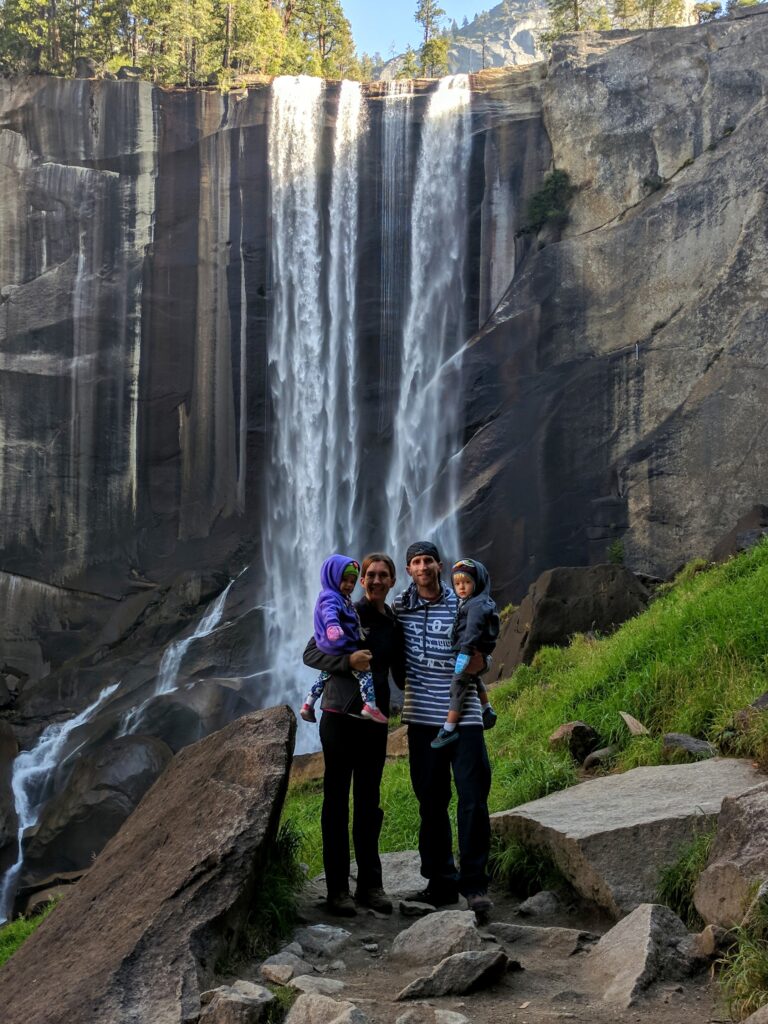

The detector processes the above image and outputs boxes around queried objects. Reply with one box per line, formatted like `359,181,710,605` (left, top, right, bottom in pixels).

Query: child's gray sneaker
431,727,460,749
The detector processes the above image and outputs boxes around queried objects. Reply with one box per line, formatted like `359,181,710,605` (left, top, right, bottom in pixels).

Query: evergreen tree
461,14,469,26
414,0,445,44
397,42,419,78
420,32,448,75
292,0,356,77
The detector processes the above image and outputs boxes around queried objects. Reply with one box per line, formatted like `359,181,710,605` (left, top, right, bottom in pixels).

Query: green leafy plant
264,985,299,1024
656,827,716,929
521,169,575,235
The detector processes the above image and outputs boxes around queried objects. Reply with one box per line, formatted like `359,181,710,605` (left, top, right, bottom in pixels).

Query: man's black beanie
406,541,441,565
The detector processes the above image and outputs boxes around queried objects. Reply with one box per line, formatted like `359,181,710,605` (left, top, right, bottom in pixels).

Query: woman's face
361,560,395,604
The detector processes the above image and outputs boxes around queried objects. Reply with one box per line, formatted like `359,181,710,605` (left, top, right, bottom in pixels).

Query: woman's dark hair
361,552,396,580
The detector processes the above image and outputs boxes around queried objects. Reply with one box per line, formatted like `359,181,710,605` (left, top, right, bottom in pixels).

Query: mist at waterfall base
263,75,473,754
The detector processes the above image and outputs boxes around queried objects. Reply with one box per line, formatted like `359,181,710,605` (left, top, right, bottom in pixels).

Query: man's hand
467,652,485,675
350,649,372,672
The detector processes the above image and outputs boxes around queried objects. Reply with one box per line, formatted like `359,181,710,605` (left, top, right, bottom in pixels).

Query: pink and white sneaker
361,703,388,725
300,703,317,723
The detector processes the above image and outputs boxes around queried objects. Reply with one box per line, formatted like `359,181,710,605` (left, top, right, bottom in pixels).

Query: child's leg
445,673,473,727
476,679,489,707
353,669,388,723
305,670,329,707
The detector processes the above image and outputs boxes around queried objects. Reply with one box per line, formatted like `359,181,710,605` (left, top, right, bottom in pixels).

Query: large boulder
390,911,483,965
492,565,649,677
491,759,762,918
694,781,768,928
0,706,295,1024
589,903,706,1006
16,734,173,896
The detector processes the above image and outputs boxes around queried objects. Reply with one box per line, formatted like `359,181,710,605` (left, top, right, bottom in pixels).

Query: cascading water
385,75,473,564
262,77,364,751
119,579,235,735
379,80,414,433
0,683,119,922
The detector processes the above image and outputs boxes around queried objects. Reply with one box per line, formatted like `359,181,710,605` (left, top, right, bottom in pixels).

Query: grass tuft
490,836,570,897
0,899,58,967
720,891,768,1021
656,827,716,929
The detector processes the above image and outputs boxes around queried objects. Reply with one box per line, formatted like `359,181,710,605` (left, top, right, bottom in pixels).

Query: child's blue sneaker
431,727,460,749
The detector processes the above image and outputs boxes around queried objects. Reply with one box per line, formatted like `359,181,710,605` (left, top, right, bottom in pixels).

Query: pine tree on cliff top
414,0,446,44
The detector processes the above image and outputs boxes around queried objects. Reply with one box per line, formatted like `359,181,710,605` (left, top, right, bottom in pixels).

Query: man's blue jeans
407,723,492,895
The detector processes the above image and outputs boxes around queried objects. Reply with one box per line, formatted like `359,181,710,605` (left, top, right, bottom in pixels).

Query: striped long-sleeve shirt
393,582,483,728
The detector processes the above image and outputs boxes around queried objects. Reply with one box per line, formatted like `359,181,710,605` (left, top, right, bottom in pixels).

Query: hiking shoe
361,703,388,724
300,703,317,723
355,887,393,914
407,883,459,908
431,727,459,749
467,891,494,922
482,706,498,730
326,891,357,917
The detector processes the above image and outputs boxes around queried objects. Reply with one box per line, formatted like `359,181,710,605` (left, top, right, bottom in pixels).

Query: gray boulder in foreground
390,910,483,965
491,759,762,917
0,707,295,1024
694,781,768,928
285,993,368,1024
200,981,275,1024
396,949,512,1000
589,904,707,1006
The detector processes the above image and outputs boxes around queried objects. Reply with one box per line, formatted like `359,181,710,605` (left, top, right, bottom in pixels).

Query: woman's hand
350,649,372,672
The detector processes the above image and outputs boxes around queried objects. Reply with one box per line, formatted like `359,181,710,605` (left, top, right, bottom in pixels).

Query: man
393,540,493,919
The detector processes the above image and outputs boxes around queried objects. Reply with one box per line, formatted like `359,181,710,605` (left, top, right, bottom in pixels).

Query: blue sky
344,1,482,58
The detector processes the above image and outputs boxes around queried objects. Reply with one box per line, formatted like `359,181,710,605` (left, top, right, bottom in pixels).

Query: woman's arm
303,638,371,673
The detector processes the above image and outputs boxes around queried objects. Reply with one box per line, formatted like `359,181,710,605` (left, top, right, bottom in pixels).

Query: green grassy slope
283,541,768,876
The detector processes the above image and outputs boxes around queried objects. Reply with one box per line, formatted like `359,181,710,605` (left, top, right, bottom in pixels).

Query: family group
299,540,501,919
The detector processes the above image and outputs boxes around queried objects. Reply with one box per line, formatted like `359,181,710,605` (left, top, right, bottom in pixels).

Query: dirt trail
270,875,727,1024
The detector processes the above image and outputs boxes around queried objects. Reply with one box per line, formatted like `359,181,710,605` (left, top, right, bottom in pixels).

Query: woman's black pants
319,711,388,897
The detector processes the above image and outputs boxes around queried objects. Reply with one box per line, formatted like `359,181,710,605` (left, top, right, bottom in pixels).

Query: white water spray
0,683,119,922
120,579,235,735
263,77,364,751
385,75,473,564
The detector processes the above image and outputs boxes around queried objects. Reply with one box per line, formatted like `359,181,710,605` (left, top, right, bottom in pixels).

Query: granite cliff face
460,9,768,594
0,12,767,902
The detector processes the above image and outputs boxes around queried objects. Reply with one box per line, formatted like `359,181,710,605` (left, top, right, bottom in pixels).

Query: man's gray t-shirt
394,582,484,727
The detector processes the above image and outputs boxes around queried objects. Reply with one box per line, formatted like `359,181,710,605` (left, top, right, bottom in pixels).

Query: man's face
406,554,442,591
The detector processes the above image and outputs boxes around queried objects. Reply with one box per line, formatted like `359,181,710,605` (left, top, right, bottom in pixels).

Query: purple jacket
313,554,361,655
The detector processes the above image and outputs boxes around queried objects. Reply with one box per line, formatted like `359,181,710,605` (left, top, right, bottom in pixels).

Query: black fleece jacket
302,597,405,716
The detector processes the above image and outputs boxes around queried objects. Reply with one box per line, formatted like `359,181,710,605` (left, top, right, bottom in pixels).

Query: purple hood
320,553,359,592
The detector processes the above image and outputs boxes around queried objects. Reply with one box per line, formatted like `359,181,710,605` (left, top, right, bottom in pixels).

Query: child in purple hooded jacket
300,554,388,725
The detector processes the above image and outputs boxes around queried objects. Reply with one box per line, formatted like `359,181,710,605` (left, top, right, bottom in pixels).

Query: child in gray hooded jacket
432,558,500,749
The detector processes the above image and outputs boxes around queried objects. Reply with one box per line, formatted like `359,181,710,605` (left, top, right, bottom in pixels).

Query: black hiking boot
355,887,393,914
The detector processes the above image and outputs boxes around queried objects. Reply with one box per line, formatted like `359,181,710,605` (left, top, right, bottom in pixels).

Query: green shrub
607,539,625,565
521,169,575,235
656,828,716,929
0,900,58,967
264,985,299,1024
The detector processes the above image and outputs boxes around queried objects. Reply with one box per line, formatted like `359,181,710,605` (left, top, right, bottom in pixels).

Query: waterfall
379,81,414,432
119,579,235,735
0,683,119,923
385,75,473,564
263,77,364,752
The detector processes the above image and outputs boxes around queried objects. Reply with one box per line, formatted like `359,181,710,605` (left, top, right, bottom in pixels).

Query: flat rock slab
294,924,353,958
396,949,512,1000
488,921,598,956
390,910,482,965
589,903,705,1007
289,976,346,996
491,759,762,917
0,707,295,1024
694,781,768,928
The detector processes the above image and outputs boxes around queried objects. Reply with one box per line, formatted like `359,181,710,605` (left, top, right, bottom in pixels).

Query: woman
303,552,404,917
